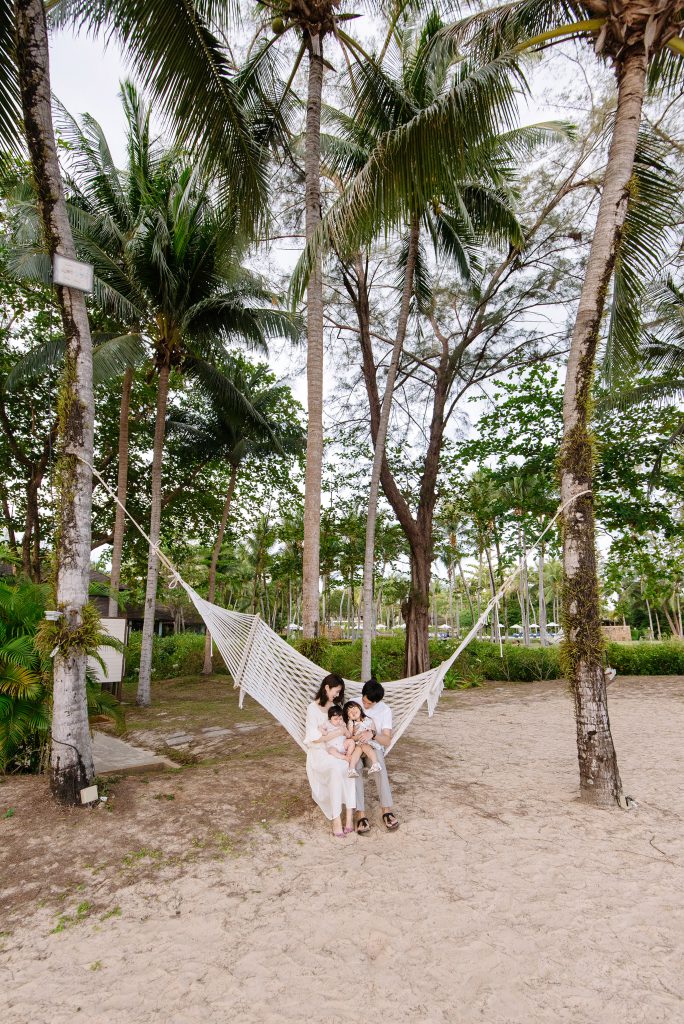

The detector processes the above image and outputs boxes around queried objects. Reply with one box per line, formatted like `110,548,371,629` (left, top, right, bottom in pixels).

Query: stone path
163,723,261,748
92,732,179,776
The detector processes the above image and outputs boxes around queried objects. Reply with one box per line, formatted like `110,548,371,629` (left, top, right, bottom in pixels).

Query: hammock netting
86,458,576,756
175,579,502,755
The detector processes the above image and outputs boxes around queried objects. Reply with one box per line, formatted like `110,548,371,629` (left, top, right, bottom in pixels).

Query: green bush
125,629,684,685
605,640,684,675
125,631,227,681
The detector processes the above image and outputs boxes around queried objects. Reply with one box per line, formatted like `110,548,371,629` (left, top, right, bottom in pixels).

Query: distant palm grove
1,1,684,806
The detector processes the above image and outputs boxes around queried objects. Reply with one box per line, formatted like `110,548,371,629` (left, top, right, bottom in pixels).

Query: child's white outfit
351,717,382,773
320,721,347,754
352,717,382,751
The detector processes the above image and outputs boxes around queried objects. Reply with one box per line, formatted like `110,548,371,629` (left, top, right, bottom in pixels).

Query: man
354,677,400,834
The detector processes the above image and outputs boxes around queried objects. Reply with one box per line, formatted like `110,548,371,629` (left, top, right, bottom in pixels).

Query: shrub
605,640,684,676
124,631,227,680
291,635,333,668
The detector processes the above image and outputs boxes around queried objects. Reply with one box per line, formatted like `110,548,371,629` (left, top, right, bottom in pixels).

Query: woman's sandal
342,826,354,835
382,812,400,831
356,816,371,835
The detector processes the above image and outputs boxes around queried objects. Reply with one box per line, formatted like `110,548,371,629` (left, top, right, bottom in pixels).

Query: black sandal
356,816,371,835
382,812,399,831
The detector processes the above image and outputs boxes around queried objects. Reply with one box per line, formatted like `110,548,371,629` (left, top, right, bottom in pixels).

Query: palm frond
53,0,269,230
0,0,22,155
291,48,528,303
604,131,682,381
4,337,66,391
93,333,147,385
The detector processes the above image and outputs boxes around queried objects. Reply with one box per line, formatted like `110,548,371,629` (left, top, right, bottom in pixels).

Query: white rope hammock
84,457,586,756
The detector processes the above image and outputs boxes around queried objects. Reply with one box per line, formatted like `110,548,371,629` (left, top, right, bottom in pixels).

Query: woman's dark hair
342,700,364,726
313,673,345,707
361,677,384,704
327,705,344,720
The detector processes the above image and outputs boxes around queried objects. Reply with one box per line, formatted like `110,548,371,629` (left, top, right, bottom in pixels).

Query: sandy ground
2,675,684,1024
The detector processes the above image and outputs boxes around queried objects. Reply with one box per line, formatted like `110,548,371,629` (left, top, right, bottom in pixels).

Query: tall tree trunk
21,505,32,577
485,546,500,643
0,481,17,555
645,596,654,640
361,220,419,678
403,543,431,676
28,480,40,579
15,0,95,803
137,362,171,706
538,540,548,646
560,51,648,806
108,366,133,617
202,463,239,675
301,37,325,639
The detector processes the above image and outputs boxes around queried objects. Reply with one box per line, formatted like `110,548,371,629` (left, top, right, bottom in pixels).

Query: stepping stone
93,732,179,776
201,727,232,735
165,734,194,746
234,723,260,733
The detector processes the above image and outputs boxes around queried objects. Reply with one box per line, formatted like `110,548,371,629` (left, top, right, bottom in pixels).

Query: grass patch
51,901,92,934
122,848,164,867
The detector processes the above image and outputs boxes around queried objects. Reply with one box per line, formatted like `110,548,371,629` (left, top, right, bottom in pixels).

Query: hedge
125,631,228,680
126,630,684,685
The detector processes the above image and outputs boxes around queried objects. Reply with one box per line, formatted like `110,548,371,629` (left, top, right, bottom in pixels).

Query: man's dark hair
361,677,384,704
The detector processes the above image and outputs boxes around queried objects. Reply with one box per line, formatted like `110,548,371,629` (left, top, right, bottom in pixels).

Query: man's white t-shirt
363,700,393,737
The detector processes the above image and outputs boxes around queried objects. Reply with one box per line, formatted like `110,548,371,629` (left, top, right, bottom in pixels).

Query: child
343,700,383,779
319,705,356,764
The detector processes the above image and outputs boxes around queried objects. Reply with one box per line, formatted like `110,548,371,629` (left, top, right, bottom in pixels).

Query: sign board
53,253,94,293
88,617,127,684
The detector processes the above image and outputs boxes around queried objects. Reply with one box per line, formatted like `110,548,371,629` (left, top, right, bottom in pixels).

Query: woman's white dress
304,702,356,821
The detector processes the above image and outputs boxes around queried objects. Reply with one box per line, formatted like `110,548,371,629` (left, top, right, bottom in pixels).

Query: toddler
343,700,383,778
319,705,356,764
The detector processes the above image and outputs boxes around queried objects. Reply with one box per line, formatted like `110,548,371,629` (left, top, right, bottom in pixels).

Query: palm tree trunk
301,37,325,639
457,557,474,627
361,220,419,678
538,541,548,646
560,51,649,806
137,362,171,705
15,0,96,803
202,463,238,674
108,366,133,617
645,596,654,640
485,545,500,643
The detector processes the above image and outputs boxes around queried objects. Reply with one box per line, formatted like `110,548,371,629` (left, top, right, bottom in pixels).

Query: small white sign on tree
53,253,94,293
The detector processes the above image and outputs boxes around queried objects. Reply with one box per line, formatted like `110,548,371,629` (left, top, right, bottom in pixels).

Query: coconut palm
53,92,300,706
0,0,279,802
167,355,304,673
440,0,684,806
294,12,565,675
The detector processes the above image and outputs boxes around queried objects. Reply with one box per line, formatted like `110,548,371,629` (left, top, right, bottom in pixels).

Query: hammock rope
81,455,588,755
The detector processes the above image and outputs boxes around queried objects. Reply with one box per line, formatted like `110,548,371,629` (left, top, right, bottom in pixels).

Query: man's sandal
356,817,371,835
382,812,399,831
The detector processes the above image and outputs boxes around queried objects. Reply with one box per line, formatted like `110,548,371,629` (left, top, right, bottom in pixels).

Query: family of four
304,673,400,837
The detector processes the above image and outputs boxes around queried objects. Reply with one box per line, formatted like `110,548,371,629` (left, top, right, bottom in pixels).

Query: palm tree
442,1,684,805
58,92,300,706
3,0,98,803
294,13,561,675
168,355,304,673
0,0,278,801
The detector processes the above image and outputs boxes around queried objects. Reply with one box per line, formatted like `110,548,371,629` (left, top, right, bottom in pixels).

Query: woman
304,673,356,837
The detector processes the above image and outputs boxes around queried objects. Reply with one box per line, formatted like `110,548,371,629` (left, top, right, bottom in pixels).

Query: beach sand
2,676,683,1023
